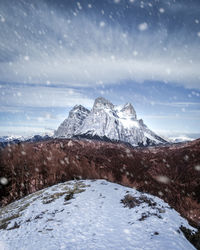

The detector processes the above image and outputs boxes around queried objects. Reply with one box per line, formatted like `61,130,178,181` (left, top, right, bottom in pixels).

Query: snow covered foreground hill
0,180,196,250
54,97,167,146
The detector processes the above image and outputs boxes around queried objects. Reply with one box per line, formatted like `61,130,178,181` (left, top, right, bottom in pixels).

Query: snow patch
0,180,196,250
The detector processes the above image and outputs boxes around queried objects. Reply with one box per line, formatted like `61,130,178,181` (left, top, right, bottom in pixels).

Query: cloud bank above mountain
0,0,200,89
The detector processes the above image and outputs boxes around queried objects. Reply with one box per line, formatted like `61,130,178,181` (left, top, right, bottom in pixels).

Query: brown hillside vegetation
0,138,200,227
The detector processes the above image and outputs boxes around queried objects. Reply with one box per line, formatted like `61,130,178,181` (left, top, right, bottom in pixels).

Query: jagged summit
54,97,167,146
72,104,88,111
69,105,90,117
93,97,114,110
120,103,137,119
54,104,90,138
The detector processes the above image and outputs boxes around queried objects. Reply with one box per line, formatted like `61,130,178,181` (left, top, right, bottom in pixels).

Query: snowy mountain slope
0,135,25,143
54,97,167,146
54,105,90,138
0,134,52,148
0,180,196,250
169,135,194,143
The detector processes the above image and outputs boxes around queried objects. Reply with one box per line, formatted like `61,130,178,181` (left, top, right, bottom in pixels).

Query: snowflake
77,2,82,10
100,21,105,27
159,8,165,13
138,22,148,31
0,177,8,185
194,165,200,171
0,15,5,22
133,50,138,56
24,56,30,61
155,176,170,184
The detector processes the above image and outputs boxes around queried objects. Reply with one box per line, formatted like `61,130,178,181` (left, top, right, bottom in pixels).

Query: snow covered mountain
54,105,90,138
169,135,194,143
0,180,196,250
0,134,52,148
0,135,25,143
55,97,167,146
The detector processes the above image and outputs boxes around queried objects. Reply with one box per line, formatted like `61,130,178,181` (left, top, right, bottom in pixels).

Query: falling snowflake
194,165,200,171
0,15,5,22
159,8,165,13
68,140,73,147
133,50,138,56
155,176,170,184
138,22,148,31
0,177,8,185
166,68,171,75
77,2,82,10
100,21,105,27
24,56,30,61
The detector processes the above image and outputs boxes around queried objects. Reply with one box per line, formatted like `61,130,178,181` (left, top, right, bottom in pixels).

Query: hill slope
0,180,196,250
0,138,200,228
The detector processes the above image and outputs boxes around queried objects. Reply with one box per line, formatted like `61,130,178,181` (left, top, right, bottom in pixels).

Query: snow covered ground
0,180,196,250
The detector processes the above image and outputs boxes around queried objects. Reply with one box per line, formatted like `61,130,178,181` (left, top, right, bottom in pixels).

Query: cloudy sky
0,0,200,137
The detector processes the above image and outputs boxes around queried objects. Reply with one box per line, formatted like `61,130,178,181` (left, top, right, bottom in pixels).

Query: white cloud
0,1,199,89
0,125,53,136
0,85,93,109
154,102,200,107
1,54,200,89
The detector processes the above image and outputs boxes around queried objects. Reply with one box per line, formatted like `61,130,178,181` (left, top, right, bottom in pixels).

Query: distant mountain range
54,97,167,146
0,134,52,148
1,98,197,147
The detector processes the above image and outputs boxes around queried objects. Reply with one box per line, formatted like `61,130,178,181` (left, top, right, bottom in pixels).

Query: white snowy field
0,180,196,250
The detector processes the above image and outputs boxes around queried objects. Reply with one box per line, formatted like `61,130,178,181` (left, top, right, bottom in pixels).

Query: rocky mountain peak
120,103,137,119
72,104,88,111
54,105,90,138
93,97,114,111
69,105,90,118
54,97,167,146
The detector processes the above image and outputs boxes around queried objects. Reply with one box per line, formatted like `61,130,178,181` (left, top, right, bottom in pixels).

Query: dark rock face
0,138,200,227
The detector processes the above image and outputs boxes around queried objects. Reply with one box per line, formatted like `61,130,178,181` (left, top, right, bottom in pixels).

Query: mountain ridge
0,180,197,250
55,97,167,146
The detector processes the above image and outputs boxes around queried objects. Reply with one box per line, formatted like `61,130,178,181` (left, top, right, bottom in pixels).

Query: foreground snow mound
0,180,196,250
